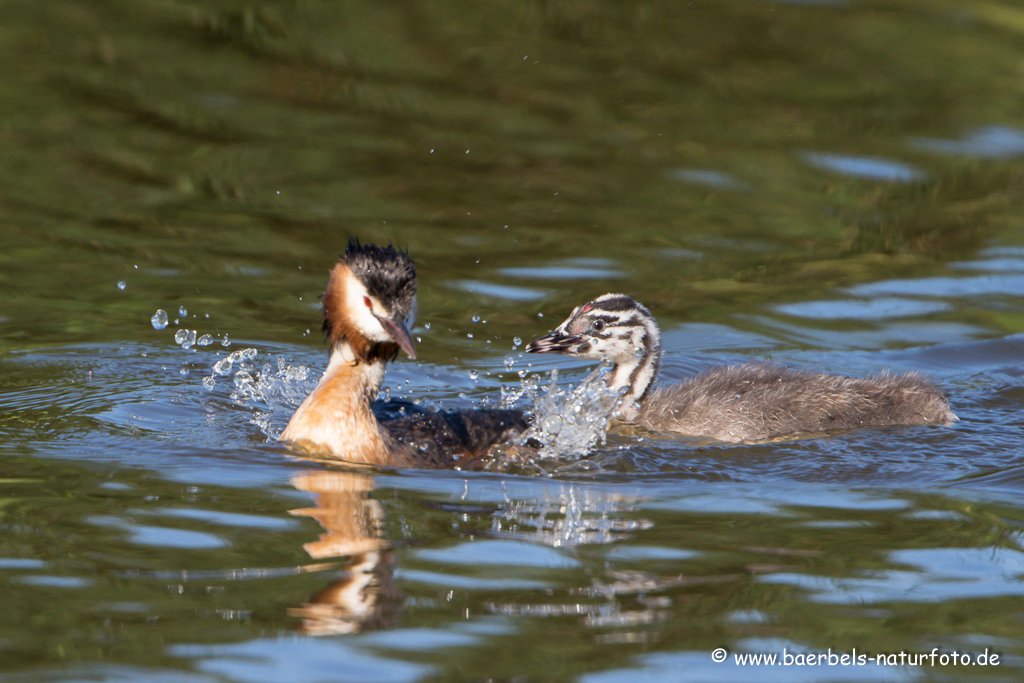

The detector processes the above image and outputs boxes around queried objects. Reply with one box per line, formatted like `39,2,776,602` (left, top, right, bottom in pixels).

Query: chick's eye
591,320,605,333
363,296,373,309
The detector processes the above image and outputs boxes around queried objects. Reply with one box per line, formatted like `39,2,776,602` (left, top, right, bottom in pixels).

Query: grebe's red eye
363,296,372,309
582,303,593,312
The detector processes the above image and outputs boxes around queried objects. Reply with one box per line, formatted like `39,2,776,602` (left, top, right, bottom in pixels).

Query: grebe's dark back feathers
382,409,529,469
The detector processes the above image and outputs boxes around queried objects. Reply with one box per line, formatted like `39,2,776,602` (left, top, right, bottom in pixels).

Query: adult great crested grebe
280,239,525,468
526,293,956,443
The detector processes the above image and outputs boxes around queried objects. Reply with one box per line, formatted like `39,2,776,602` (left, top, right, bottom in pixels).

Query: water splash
204,351,315,440
207,347,258,379
508,364,624,462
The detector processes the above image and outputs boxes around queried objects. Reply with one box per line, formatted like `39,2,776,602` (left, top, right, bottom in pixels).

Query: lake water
3,1,1024,681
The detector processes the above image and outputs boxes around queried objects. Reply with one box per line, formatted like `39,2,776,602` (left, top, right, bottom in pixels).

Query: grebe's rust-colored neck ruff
527,293,956,443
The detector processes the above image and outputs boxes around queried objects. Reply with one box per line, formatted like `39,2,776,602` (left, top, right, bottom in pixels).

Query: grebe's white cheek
346,277,390,342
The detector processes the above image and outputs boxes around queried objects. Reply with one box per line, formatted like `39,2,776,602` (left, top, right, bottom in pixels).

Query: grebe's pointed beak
379,316,417,360
525,330,580,354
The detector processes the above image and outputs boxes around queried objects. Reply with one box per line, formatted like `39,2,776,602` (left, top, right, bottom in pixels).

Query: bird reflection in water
287,470,400,635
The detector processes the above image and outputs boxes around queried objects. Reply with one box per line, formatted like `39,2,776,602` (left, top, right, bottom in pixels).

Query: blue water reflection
802,152,927,182
911,126,1024,159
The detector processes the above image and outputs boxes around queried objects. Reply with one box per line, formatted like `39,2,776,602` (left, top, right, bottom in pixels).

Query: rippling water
4,1,1024,681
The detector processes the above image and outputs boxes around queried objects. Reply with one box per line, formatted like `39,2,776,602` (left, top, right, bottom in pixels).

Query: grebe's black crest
344,238,416,313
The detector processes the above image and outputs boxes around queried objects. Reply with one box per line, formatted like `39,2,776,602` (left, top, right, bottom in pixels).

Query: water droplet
472,315,481,323
179,364,190,377
538,312,544,318
178,306,188,318
504,355,515,370
221,335,231,348
467,333,474,339
151,310,168,330
512,337,522,348
213,358,233,375
204,313,210,319
424,322,431,330
202,376,216,390
469,370,479,381
174,329,197,349
416,336,422,343
197,334,213,346
117,280,126,291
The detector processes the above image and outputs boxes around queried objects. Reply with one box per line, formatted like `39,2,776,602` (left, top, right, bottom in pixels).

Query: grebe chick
526,293,956,443
280,239,525,468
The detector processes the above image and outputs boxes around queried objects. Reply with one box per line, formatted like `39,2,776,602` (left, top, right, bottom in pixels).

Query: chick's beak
525,330,580,354
379,316,417,359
